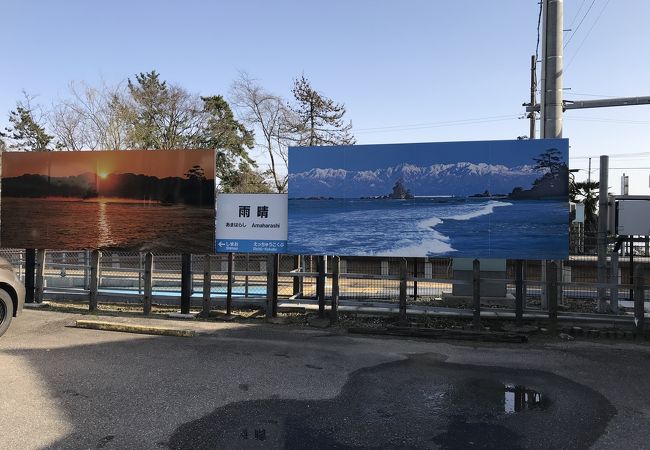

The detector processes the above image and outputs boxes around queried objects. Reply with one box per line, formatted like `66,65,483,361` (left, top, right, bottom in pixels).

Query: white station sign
215,193,288,253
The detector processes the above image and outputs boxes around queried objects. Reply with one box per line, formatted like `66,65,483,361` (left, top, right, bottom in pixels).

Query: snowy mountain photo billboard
287,139,569,259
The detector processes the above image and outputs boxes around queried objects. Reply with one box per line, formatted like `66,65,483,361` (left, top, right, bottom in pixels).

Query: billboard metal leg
293,255,301,296
515,259,524,326
143,252,153,315
331,256,340,323
317,256,326,318
399,258,408,325
473,259,481,330
202,254,211,317
34,249,46,304
24,249,36,303
266,254,274,319
547,261,558,333
226,252,234,316
180,253,192,315
89,250,100,312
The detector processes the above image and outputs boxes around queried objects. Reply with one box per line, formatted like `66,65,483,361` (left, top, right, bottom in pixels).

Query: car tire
0,289,13,337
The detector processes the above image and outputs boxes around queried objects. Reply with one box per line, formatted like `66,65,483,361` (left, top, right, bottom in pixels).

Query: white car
0,257,26,337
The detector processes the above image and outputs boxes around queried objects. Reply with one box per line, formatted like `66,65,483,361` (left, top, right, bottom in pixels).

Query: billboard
288,139,569,259
215,193,288,253
1,149,215,252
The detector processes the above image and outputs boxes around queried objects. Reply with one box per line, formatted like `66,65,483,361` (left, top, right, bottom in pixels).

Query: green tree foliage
289,75,355,146
124,72,269,192
1,96,53,151
533,148,566,176
126,71,200,149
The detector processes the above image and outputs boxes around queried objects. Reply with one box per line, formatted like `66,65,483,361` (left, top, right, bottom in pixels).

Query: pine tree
1,100,53,151
289,76,355,146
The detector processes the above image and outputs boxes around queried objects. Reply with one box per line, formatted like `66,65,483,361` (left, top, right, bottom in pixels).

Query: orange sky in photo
1,149,215,179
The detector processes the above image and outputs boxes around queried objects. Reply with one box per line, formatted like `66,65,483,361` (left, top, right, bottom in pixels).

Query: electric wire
565,0,611,70
564,0,597,49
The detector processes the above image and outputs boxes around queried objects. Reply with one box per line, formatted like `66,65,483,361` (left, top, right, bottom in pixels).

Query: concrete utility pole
538,0,564,309
540,0,563,139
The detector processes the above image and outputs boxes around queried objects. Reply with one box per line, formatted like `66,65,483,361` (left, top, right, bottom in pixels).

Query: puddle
503,384,546,414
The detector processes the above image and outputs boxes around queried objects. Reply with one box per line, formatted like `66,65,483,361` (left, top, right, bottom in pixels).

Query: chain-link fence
2,244,648,319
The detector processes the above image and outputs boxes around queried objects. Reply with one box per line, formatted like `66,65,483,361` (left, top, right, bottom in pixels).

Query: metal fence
1,246,648,322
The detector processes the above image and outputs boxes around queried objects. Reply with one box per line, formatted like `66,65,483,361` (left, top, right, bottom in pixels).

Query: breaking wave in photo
287,198,567,259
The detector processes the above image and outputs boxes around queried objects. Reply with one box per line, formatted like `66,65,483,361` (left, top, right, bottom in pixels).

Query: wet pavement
169,354,614,449
1,309,648,449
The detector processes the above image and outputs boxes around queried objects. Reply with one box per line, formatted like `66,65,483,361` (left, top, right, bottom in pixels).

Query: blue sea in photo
287,197,568,259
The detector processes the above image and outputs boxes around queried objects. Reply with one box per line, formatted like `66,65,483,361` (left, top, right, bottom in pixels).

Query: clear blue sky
2,0,649,193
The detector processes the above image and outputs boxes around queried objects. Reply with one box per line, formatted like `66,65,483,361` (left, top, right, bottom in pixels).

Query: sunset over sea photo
1,149,216,252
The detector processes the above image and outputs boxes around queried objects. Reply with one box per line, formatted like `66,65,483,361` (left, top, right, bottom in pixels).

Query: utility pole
539,0,564,310
540,0,563,139
528,54,537,139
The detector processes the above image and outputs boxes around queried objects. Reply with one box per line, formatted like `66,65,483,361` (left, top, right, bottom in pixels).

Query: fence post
515,259,524,326
473,259,481,330
547,261,558,333
180,253,192,315
202,254,211,317
24,249,36,303
265,254,275,318
317,255,326,318
143,252,153,315
610,251,619,313
412,257,418,300
634,265,645,336
226,252,234,316
34,249,46,304
293,255,301,296
331,256,340,323
89,250,100,312
399,258,408,324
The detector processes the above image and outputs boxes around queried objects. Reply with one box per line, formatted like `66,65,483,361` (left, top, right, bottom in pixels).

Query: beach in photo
287,139,569,259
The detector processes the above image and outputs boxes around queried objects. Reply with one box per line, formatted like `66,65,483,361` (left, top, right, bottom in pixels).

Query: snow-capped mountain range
289,162,544,198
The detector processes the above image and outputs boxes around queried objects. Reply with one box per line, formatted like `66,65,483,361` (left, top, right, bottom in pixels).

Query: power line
565,0,611,70
566,116,650,125
563,0,597,49
571,152,650,159
535,0,543,63
563,91,620,98
567,0,588,29
353,115,521,134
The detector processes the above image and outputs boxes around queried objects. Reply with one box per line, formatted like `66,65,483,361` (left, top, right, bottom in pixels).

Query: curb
75,320,195,337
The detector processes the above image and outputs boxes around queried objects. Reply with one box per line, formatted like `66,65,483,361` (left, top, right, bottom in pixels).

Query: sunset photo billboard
1,149,215,252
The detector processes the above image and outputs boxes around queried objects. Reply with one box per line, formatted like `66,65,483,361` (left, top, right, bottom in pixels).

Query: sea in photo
0,149,215,252
287,197,567,259
287,139,569,259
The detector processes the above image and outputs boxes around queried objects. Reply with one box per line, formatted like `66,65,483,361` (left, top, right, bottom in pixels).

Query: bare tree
231,73,291,192
48,81,133,150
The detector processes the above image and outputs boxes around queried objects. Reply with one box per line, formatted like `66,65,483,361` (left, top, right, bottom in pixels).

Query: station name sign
215,193,288,253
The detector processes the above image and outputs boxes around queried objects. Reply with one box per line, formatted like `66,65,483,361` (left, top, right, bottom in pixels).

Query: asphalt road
1,310,650,449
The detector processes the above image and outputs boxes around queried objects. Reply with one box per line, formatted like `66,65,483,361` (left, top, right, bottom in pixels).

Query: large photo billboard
1,149,215,252
287,139,569,259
